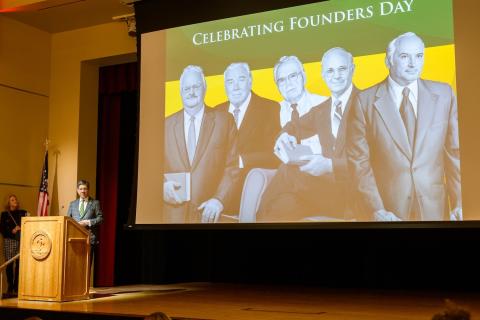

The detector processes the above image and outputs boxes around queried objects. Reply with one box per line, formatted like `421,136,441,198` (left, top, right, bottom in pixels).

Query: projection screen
136,0,466,225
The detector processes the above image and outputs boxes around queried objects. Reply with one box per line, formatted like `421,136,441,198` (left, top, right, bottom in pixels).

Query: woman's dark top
0,210,27,240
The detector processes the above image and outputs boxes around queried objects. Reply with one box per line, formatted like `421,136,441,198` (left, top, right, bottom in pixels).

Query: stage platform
0,283,479,319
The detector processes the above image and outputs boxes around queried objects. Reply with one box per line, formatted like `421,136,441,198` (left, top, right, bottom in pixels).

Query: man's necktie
187,115,196,164
290,103,300,140
332,100,343,138
334,100,343,122
79,199,85,218
400,87,416,148
233,106,241,127
290,103,299,123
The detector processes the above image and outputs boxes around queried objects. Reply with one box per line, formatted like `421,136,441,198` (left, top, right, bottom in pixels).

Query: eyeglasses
276,72,301,87
182,84,202,93
324,66,349,78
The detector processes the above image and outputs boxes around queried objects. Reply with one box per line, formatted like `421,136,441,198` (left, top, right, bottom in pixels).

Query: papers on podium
274,134,322,165
164,172,191,201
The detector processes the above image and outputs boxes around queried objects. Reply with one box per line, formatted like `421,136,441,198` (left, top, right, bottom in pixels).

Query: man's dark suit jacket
216,92,281,212
216,92,280,169
280,87,359,216
164,107,239,223
67,198,103,245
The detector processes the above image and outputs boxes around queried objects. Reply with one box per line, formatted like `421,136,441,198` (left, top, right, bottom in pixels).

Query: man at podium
67,180,103,250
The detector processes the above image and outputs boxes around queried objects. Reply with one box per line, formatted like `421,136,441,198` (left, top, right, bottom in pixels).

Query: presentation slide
137,0,462,225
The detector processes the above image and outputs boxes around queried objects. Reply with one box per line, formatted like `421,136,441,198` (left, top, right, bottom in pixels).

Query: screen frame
130,0,476,230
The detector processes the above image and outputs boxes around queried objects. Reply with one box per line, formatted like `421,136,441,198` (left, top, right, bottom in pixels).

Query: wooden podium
18,216,91,302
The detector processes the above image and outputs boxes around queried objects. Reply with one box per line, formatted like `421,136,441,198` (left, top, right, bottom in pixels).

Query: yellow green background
165,44,456,117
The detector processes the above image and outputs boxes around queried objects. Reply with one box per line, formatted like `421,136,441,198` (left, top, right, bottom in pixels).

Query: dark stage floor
0,283,478,319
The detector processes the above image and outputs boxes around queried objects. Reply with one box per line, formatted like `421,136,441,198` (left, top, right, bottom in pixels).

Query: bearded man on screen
346,32,462,221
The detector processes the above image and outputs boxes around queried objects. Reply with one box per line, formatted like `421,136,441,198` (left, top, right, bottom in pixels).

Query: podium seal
31,231,52,260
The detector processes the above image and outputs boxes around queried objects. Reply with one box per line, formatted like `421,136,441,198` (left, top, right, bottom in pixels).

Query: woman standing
0,195,27,297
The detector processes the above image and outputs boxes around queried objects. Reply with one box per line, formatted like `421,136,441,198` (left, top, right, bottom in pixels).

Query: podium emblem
30,231,52,260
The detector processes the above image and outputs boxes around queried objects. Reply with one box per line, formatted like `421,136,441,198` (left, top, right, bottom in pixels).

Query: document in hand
275,143,314,165
300,135,322,155
164,172,191,201
274,134,322,165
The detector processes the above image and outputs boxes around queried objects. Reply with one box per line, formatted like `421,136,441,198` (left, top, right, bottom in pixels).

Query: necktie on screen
290,103,299,123
400,87,416,148
187,115,196,164
79,199,85,218
332,100,343,138
233,106,241,127
334,100,343,122
290,103,300,140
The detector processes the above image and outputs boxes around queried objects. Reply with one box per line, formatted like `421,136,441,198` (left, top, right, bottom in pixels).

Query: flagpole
44,138,49,153
37,139,50,217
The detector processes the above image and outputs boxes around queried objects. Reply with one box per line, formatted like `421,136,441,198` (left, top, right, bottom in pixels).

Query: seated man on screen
163,65,239,223
275,55,327,128
346,32,462,221
257,47,358,222
67,179,103,248
215,62,281,213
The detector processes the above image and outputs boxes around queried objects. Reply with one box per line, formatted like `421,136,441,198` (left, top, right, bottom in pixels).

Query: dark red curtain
96,62,138,287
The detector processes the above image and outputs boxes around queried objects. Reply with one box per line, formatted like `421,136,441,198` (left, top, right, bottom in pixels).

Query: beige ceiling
1,0,134,33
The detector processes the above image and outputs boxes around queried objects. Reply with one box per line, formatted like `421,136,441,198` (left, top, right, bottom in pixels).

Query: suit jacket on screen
282,86,359,214
163,107,239,223
216,93,281,212
346,78,461,221
216,92,281,170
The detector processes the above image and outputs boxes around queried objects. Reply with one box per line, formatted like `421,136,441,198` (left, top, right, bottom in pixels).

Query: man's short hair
385,32,425,68
273,55,306,83
77,180,90,189
321,47,354,68
180,65,206,89
223,62,251,80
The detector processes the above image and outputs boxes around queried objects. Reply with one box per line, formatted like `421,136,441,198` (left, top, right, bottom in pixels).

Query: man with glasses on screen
163,65,239,223
257,48,358,222
215,62,280,213
346,32,462,222
275,55,327,128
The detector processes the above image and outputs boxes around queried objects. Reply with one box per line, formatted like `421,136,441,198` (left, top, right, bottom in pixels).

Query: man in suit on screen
257,47,358,222
163,65,239,223
215,62,281,213
67,180,103,245
346,32,462,221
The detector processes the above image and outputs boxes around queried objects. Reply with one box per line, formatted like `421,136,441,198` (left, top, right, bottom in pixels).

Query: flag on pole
37,151,49,216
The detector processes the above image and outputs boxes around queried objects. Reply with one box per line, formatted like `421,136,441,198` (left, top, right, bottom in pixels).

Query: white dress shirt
279,90,327,127
330,84,353,138
78,197,89,211
387,76,418,117
183,105,205,148
228,93,252,169
78,197,91,226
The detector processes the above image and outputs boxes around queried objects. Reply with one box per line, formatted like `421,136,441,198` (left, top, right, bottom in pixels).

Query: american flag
36,151,49,216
